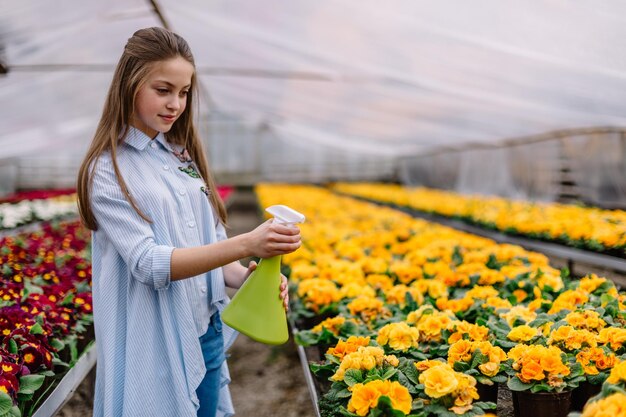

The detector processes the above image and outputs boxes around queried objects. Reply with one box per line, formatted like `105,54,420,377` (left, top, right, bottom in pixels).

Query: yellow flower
376,322,420,352
311,316,346,334
347,380,412,416
599,328,626,351
565,310,606,332
427,280,448,299
415,359,447,372
581,392,626,417
447,321,489,344
390,261,423,284
606,361,626,384
347,296,385,322
419,364,459,398
478,362,500,377
507,325,538,342
579,274,609,294
519,360,545,383
453,372,479,408
500,306,537,327
289,262,319,281
384,285,424,307
340,283,376,299
548,290,589,314
326,336,371,360
365,274,394,291
347,382,380,416
416,313,455,343
447,340,473,365
385,380,412,414
483,296,512,309
297,278,341,312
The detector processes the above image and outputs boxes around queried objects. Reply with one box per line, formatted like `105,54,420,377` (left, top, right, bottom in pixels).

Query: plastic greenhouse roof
2,0,626,159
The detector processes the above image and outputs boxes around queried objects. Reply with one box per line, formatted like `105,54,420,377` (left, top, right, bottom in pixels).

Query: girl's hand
245,219,301,259
244,260,257,281
279,275,289,312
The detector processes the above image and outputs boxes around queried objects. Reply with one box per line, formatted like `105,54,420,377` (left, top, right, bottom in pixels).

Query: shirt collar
124,126,174,152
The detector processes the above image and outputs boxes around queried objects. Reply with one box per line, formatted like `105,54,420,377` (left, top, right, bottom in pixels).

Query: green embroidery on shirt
178,165,201,179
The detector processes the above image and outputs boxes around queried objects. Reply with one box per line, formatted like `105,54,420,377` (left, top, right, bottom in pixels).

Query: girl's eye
157,88,169,94
180,90,189,97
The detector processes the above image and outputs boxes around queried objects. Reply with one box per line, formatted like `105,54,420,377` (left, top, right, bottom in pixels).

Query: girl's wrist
235,232,253,259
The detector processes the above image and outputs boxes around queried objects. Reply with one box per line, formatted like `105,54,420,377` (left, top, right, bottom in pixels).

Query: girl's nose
167,97,181,111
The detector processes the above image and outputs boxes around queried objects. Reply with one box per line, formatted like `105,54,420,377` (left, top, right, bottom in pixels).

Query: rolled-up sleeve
90,158,174,290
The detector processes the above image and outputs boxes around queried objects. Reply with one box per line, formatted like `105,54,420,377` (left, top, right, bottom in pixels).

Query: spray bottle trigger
265,205,306,224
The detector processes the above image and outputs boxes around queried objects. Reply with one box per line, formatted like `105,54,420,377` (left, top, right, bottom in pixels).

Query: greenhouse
2,1,626,417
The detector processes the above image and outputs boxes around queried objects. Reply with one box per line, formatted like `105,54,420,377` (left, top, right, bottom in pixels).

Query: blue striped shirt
90,127,237,417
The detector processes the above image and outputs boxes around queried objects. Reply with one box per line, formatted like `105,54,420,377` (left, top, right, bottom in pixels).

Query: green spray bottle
222,205,305,345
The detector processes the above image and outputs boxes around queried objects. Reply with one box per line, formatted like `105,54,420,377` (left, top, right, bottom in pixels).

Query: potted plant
504,344,584,417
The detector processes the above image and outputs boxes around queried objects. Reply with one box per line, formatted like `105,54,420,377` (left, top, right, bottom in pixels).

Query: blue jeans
196,313,225,417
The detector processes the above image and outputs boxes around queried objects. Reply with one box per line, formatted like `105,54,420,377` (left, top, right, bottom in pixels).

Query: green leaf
453,361,470,372
52,357,69,368
381,368,397,380
491,374,507,383
0,392,12,415
507,377,533,392
294,330,319,346
452,246,463,266
17,392,33,403
67,336,78,366
7,405,21,417
338,406,360,417
18,374,45,395
470,351,487,369
61,292,75,306
50,338,65,352
530,383,552,393
344,369,363,387
398,358,420,385
587,373,607,386
376,395,406,417
335,387,353,399
7,339,17,355
29,322,44,335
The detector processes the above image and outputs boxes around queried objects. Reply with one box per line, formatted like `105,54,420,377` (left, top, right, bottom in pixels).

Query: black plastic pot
476,382,498,404
570,381,602,411
511,389,572,417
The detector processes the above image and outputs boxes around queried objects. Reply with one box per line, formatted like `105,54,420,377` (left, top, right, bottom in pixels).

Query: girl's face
132,56,195,139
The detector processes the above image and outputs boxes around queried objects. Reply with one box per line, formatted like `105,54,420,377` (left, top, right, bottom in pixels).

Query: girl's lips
160,115,176,123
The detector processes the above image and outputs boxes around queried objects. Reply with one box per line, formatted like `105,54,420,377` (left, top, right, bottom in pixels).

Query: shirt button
163,165,169,171
187,221,195,228
201,287,207,293
179,189,186,196
150,142,157,149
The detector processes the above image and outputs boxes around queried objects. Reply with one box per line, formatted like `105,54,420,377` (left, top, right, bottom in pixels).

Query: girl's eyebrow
155,80,191,89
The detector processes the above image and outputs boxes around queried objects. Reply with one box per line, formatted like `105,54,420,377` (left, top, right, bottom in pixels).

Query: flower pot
476,382,498,404
512,389,572,417
570,381,602,411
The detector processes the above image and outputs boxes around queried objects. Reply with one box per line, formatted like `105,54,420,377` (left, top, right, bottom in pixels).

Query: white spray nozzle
266,205,306,225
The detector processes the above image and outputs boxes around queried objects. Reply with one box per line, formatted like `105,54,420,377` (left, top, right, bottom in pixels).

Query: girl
76,27,301,417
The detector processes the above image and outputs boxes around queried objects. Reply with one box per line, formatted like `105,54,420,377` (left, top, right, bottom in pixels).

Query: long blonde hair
77,27,227,231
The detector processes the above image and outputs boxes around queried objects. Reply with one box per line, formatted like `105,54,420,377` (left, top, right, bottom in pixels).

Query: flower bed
0,221,92,417
0,190,77,205
0,195,78,231
331,183,626,257
256,183,626,417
